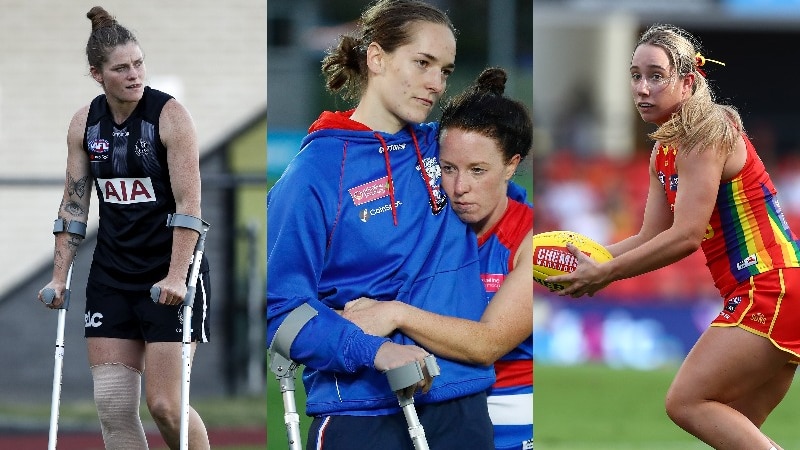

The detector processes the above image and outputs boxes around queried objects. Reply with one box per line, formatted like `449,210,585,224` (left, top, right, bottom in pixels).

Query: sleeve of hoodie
266,142,389,374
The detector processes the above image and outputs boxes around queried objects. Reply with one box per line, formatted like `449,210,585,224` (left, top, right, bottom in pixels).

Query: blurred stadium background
0,2,266,448
267,0,531,448
534,0,800,448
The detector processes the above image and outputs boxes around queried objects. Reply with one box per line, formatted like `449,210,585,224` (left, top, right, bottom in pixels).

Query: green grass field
267,370,311,449
0,395,266,450
536,364,800,449
267,362,800,449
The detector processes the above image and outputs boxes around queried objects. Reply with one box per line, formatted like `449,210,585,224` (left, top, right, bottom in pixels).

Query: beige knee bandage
92,363,148,449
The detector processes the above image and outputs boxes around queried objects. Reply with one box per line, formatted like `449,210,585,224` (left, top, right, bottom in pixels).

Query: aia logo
97,177,157,204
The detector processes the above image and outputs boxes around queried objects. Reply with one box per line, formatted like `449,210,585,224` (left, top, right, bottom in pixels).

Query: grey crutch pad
268,303,318,377
42,288,70,310
165,213,210,234
385,354,440,392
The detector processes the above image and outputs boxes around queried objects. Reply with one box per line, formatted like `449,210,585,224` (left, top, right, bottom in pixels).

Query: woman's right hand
373,341,434,395
38,280,67,309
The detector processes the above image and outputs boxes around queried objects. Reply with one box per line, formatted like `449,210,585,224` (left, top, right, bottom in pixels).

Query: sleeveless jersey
479,198,534,450
85,86,198,289
655,135,800,297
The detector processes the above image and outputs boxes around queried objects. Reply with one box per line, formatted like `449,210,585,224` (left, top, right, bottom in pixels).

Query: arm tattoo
68,235,81,250
68,174,89,199
61,173,89,217
64,200,85,217
54,249,65,272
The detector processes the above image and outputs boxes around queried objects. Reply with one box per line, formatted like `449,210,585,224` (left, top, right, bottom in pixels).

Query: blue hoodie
267,110,495,416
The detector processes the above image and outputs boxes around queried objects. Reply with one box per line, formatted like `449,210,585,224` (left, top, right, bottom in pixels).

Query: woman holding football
548,23,800,450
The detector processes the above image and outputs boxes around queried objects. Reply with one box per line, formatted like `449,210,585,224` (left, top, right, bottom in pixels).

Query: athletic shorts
488,359,534,450
306,392,494,450
711,268,800,360
84,272,211,343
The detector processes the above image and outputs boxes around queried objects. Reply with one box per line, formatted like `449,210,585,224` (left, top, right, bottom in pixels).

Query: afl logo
135,138,152,156
89,138,110,154
359,208,369,222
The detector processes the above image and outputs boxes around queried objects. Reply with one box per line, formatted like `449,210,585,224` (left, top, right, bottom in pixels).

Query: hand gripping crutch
42,262,74,450
268,303,318,450
150,213,210,450
384,354,441,450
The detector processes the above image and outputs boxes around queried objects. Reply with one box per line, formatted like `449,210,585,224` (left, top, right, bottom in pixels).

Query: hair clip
694,52,725,78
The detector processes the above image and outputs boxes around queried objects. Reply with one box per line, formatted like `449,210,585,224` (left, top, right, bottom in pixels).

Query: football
533,230,613,291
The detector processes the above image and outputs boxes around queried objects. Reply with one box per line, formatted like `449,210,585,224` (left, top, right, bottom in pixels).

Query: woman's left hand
341,297,399,337
546,243,611,298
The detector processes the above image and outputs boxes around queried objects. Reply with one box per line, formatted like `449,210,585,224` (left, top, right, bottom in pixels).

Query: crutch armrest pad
53,218,87,239
268,303,318,377
166,213,210,234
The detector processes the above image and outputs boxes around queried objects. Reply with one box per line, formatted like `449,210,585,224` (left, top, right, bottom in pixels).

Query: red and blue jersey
479,198,533,450
655,135,800,298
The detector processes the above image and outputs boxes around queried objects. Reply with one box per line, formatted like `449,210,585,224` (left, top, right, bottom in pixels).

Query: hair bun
475,67,507,96
87,6,116,31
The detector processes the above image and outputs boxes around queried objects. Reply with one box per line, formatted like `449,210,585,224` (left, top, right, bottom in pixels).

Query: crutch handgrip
385,354,440,392
384,355,439,450
42,287,70,309
150,285,195,306
150,286,161,303
42,288,56,305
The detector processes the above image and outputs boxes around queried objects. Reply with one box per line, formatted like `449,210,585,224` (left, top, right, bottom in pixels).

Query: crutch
268,303,318,450
384,354,441,450
270,358,303,450
42,262,74,450
150,213,210,450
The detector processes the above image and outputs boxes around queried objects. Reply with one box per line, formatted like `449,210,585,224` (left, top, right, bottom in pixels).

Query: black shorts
84,272,211,343
306,392,494,450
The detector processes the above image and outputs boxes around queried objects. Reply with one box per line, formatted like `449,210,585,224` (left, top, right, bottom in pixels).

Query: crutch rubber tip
42,288,56,305
150,286,161,303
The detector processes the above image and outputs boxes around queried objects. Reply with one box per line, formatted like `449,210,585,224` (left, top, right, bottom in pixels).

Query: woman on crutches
38,6,211,450
268,1,498,449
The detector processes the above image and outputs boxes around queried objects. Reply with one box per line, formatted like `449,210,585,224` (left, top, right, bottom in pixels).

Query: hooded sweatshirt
267,110,495,416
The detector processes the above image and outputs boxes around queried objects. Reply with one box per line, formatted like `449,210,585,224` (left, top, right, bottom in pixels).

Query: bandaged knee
92,363,148,448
